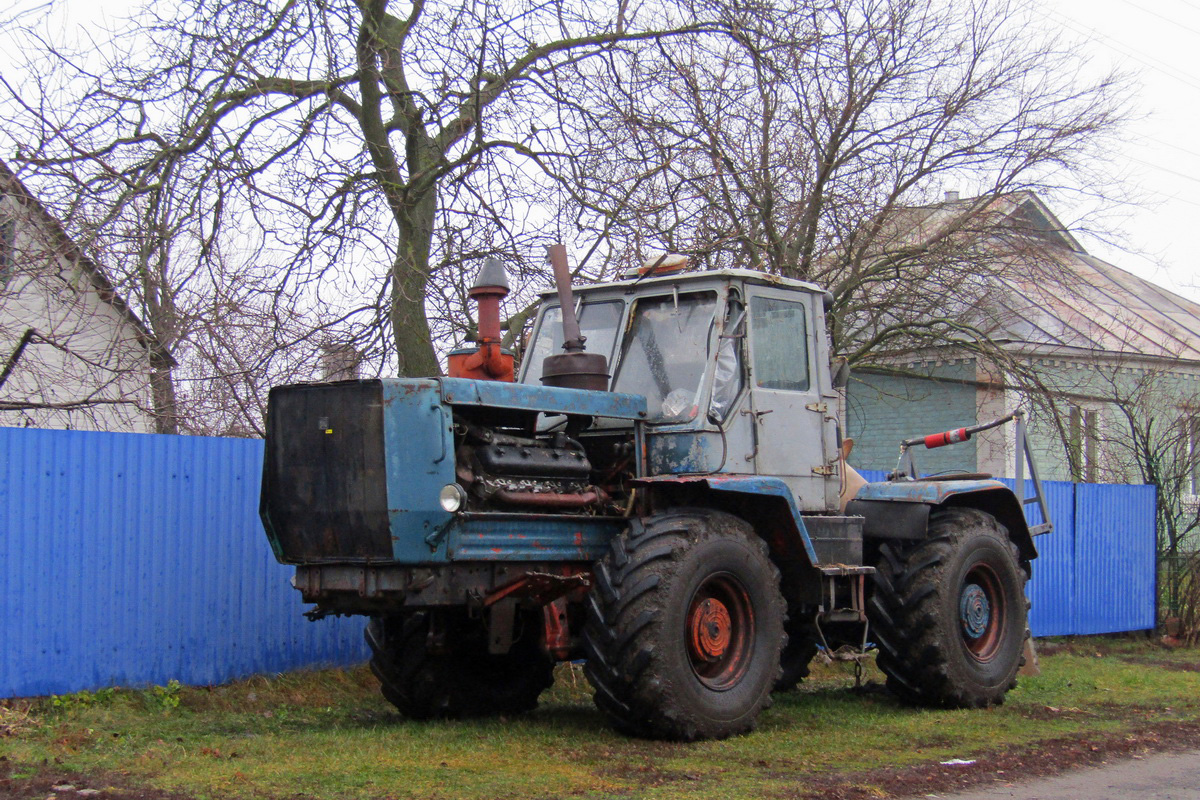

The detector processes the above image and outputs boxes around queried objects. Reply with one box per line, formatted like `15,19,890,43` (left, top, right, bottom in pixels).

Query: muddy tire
583,508,785,741
365,610,554,720
774,624,819,692
868,507,1029,708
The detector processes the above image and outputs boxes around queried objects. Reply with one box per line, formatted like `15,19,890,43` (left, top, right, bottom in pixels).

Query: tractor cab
519,268,841,512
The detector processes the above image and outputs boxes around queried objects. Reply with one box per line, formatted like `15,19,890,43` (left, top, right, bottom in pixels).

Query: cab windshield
611,292,718,422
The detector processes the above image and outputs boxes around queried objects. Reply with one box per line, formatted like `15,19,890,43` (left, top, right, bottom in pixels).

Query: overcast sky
1041,0,1200,301
4,0,1199,302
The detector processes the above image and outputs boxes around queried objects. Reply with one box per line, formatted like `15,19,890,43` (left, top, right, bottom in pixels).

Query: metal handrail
893,410,1053,535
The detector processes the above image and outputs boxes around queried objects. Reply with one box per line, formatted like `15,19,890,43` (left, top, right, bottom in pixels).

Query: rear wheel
365,609,554,719
868,507,1029,708
774,621,819,692
584,508,784,741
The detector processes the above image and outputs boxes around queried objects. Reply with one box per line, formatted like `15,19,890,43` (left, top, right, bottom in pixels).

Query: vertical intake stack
447,258,514,382
539,244,609,391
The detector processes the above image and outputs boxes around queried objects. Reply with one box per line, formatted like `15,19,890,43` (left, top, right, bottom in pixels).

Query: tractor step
817,565,874,576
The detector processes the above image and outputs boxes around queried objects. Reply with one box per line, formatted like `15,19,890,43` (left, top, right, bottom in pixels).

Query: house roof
0,160,174,368
992,251,1200,362
883,191,1087,256
890,191,1200,364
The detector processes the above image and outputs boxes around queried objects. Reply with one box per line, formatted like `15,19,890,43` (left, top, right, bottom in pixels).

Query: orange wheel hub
689,597,733,661
685,573,755,690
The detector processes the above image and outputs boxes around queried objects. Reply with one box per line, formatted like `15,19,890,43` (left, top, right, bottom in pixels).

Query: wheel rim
959,562,1007,661
685,573,754,690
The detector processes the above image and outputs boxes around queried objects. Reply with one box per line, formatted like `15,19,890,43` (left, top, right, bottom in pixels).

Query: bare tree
566,0,1129,370
1,0,1132,438
1075,362,1200,561
2,0,731,396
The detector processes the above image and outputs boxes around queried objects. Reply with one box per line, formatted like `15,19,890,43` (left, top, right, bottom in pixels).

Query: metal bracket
811,570,873,687
813,464,836,476
424,524,450,550
483,570,590,607
805,402,828,413
488,598,517,654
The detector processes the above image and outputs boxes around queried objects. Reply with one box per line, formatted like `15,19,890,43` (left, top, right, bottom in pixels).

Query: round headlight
439,483,466,513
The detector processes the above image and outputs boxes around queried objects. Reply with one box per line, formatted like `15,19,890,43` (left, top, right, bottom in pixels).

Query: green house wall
845,360,979,476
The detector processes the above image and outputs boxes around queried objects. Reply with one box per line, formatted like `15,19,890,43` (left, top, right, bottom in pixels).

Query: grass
2,638,1199,800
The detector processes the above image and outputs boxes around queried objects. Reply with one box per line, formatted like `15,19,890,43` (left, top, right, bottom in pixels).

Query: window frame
1068,402,1102,483
0,213,15,288
1181,409,1200,502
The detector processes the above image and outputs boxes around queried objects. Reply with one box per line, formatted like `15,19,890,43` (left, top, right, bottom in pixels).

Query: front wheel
868,507,1029,708
583,508,785,741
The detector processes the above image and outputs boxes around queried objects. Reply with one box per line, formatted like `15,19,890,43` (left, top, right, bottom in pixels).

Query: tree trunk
150,364,179,434
391,270,439,377
391,194,440,378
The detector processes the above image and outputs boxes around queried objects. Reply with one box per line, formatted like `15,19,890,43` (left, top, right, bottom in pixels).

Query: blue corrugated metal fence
2,430,1155,698
1,427,368,698
1064,482,1157,634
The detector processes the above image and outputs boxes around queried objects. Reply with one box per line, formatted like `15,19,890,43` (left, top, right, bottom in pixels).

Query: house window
1182,412,1200,499
0,214,14,288
1069,404,1100,482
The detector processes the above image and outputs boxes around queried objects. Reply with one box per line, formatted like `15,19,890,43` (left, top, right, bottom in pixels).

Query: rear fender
849,480,1037,563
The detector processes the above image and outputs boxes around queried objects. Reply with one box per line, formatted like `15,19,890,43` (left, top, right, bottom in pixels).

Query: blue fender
631,474,821,569
850,479,1037,562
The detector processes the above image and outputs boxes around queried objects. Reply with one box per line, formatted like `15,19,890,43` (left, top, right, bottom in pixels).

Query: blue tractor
260,249,1051,741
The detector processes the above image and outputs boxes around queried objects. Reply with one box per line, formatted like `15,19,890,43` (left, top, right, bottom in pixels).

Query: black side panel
846,499,930,542
262,381,392,562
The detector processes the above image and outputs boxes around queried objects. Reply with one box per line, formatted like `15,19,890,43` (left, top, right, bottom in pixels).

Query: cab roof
534,268,826,299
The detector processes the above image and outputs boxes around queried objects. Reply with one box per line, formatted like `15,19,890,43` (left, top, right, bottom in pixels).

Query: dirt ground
2,720,1199,800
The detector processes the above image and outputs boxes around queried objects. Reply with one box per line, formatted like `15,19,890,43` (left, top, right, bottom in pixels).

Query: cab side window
750,296,810,392
708,299,745,422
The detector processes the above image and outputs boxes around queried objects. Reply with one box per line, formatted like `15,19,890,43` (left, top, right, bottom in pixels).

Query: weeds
46,681,185,716
148,680,183,711
1175,552,1200,644
49,688,116,710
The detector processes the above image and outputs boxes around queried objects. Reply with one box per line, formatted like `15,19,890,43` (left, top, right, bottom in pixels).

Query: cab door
745,287,838,511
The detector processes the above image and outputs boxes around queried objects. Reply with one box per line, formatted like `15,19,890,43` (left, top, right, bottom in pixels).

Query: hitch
892,410,1053,536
